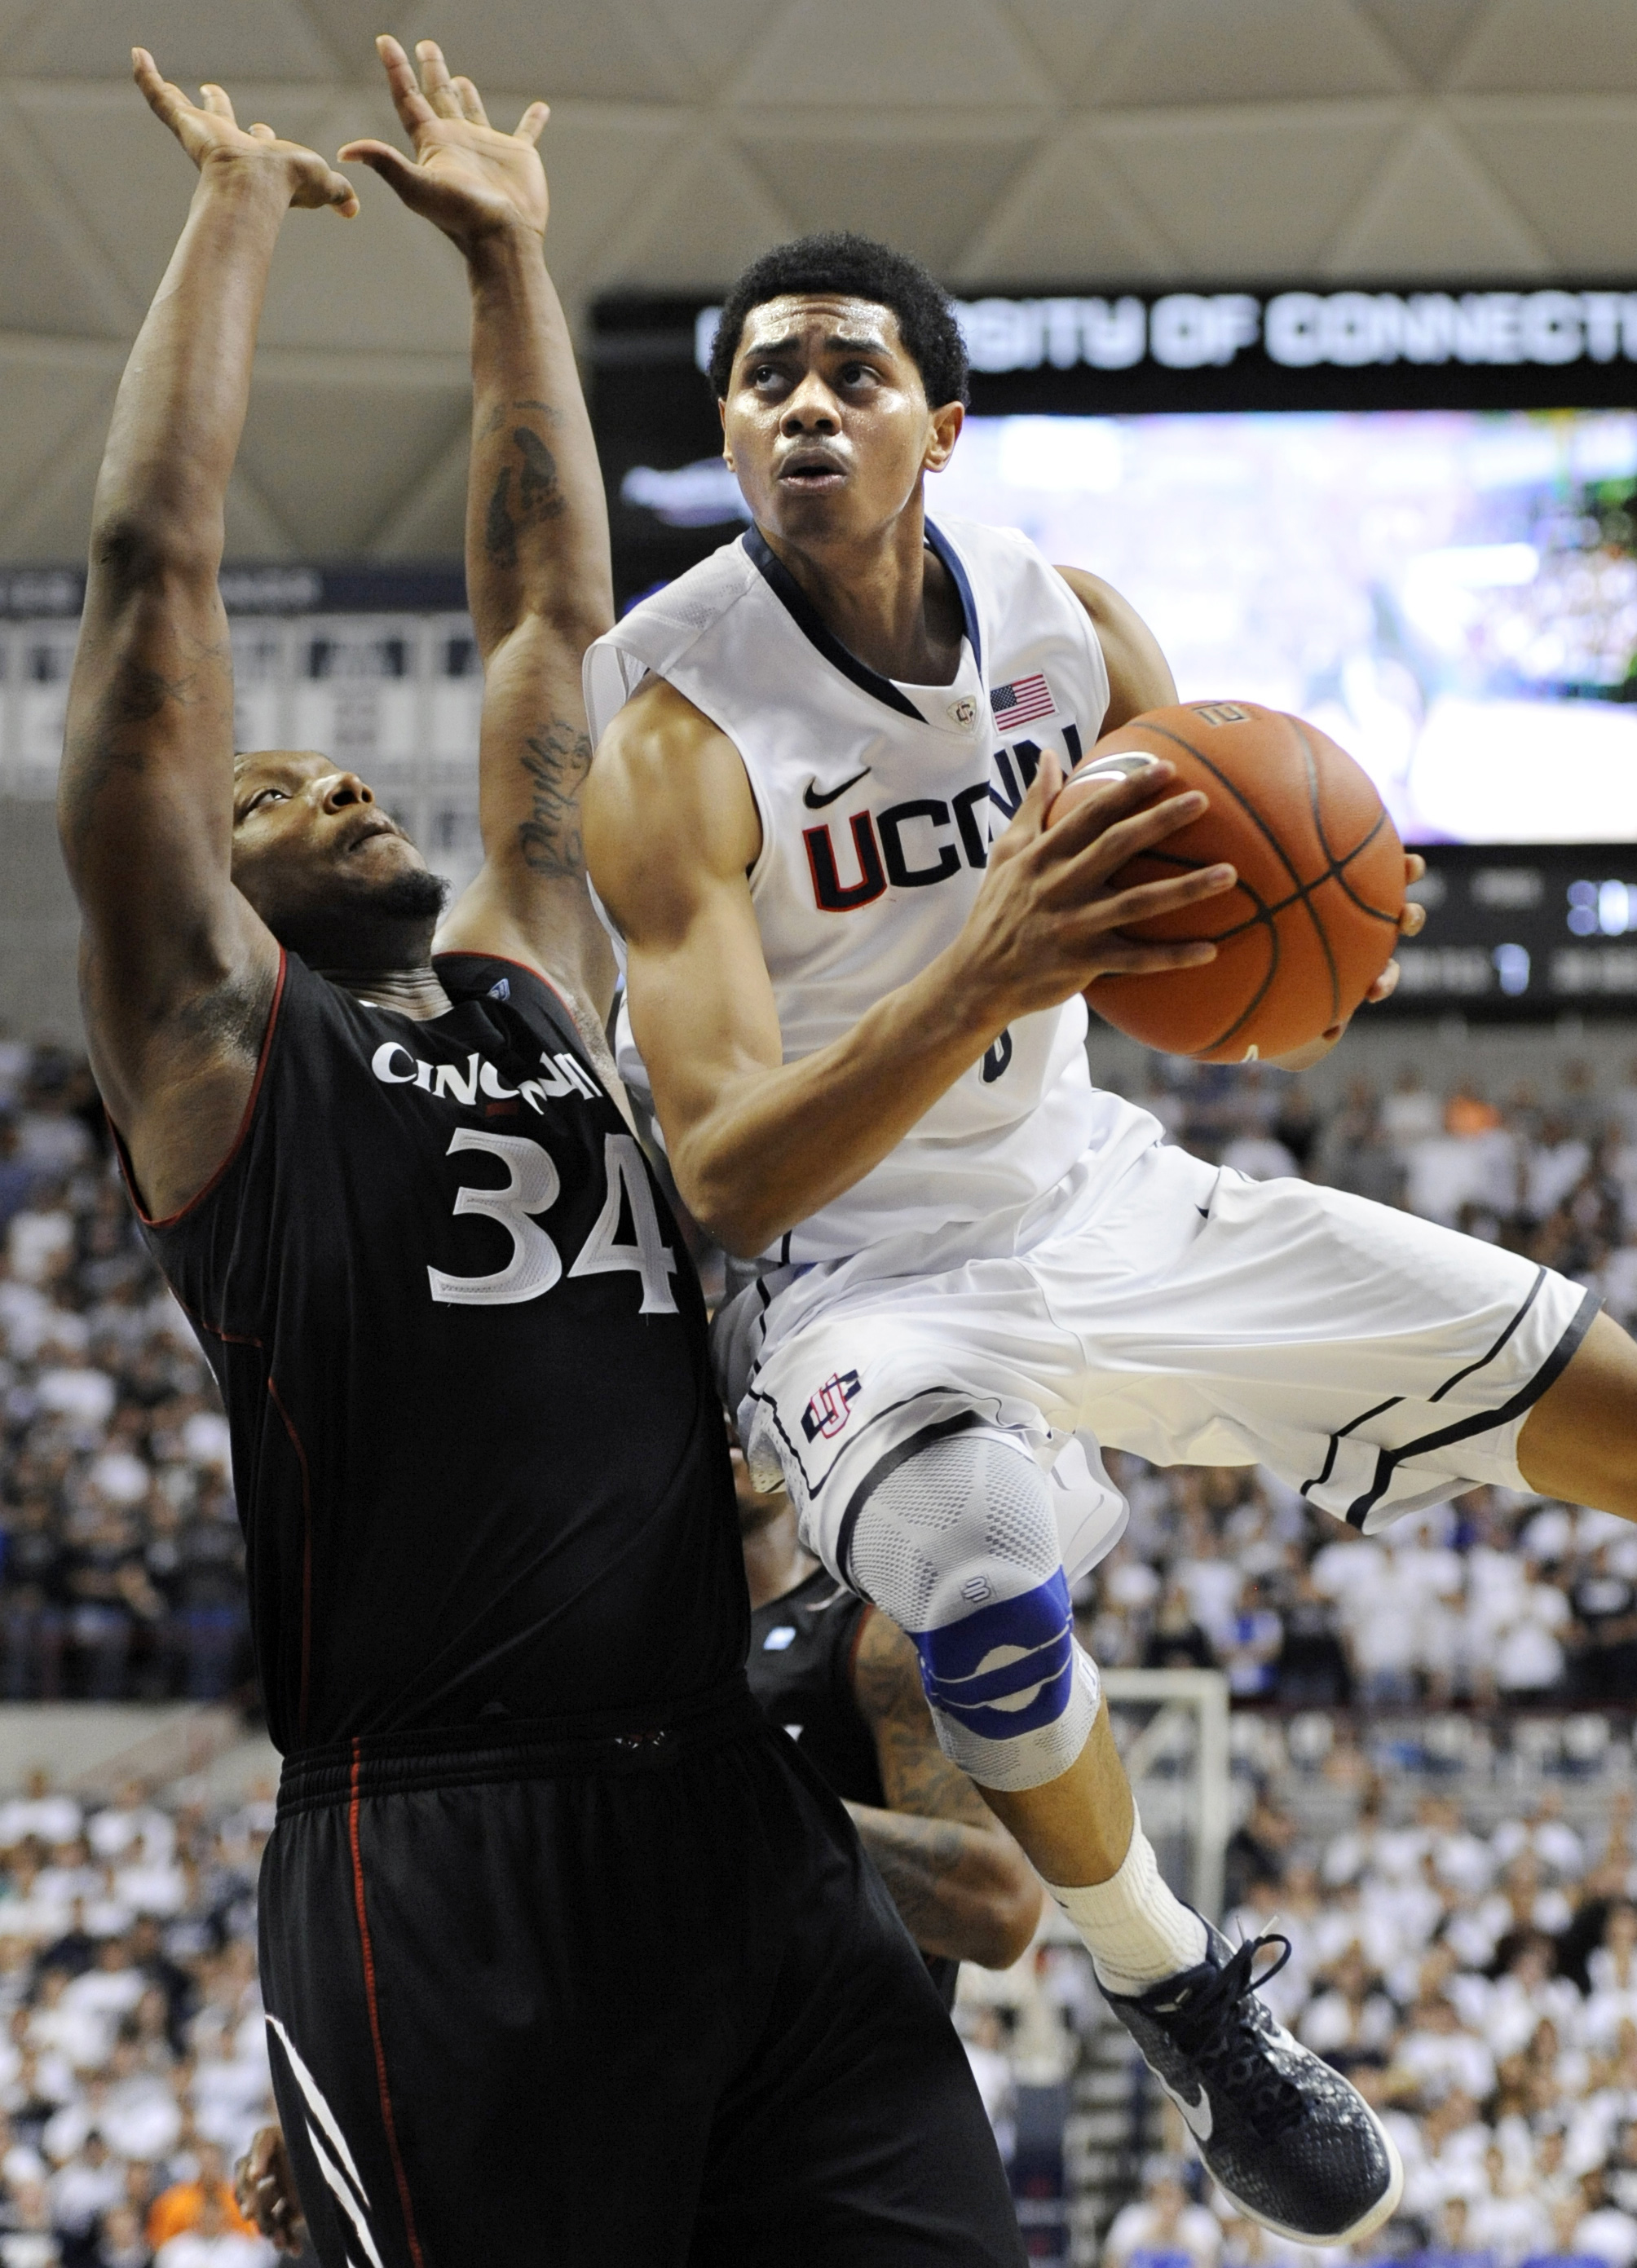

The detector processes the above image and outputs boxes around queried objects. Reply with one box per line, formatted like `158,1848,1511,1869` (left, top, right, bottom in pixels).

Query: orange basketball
1055,701,1405,1063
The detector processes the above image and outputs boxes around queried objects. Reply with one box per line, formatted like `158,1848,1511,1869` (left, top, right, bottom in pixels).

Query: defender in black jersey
59,42,1023,2268
740,1454,1041,2008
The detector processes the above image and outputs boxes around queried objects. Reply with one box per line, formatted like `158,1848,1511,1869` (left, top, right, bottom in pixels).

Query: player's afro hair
708,232,969,409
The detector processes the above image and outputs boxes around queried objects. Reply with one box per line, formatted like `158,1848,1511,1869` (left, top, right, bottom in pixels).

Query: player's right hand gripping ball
1055,700,1406,1063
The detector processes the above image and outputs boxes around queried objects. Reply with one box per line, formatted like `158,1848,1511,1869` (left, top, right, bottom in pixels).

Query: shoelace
1161,1931,1306,2140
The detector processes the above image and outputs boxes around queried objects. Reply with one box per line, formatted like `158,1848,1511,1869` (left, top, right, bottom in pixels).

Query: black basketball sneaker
1102,1923,1403,2244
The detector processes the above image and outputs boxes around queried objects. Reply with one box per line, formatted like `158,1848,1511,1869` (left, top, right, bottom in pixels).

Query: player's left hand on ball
340,37,549,254
236,2125,307,2256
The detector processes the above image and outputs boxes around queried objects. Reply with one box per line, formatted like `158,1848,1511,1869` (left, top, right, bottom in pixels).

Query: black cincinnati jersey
748,1565,957,2008
127,948,746,1752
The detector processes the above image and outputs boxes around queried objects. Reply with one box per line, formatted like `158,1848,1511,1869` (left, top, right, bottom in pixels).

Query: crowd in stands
0,1037,249,1708
1098,1758,1637,2268
0,1771,274,2266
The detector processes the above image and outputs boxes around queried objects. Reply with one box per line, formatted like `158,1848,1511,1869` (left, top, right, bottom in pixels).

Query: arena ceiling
1,0,1635,566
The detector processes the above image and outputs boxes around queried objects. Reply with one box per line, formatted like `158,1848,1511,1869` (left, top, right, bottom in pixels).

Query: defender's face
721,293,963,545
230,750,430,932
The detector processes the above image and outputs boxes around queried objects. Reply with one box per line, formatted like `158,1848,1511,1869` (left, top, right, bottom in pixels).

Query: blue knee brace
846,1423,1101,1792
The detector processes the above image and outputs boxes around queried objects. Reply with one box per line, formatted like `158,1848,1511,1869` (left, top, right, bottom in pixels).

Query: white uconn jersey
585,514,1160,1264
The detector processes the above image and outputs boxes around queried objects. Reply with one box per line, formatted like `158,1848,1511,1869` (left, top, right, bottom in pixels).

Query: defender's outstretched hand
340,37,549,253
132,49,358,214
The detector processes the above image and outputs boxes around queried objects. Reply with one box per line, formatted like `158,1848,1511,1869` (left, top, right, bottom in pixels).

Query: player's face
230,750,445,961
721,294,963,546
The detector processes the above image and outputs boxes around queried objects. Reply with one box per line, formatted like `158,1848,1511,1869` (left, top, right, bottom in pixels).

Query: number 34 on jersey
430,1127,678,1316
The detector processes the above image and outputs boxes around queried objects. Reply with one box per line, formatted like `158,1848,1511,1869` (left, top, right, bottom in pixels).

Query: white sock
1047,1815,1208,1997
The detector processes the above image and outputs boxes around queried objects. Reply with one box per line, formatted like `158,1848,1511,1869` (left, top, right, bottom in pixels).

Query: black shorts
258,1678,1024,2267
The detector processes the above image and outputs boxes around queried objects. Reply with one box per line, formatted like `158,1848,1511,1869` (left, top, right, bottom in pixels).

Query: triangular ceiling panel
1352,0,1495,86
1100,107,1409,278
0,350,116,535
259,99,473,354
365,425,470,558
13,0,338,80
1458,103,1637,271
0,399,114,564
645,0,796,86
236,377,468,557
511,105,691,296
1096,0,1409,107
388,0,692,104
598,139,796,291
1454,0,1637,92
736,126,1041,272
955,126,1176,284
281,0,420,79
1324,114,1549,274
1004,0,1147,103
0,116,130,336
730,0,1050,108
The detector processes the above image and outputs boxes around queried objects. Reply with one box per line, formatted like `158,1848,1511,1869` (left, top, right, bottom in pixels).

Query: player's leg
692,1727,1026,2268
1517,1310,1637,1517
728,1279,1397,2248
258,1730,761,2268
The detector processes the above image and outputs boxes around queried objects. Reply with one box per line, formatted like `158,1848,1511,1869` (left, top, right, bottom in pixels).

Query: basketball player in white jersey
582,233,1637,2245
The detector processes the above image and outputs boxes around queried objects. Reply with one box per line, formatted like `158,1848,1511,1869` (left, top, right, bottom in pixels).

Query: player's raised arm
585,686,1234,1257
342,39,616,1053
59,53,356,1219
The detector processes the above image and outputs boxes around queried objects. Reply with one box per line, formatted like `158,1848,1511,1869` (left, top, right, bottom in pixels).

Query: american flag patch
990,673,1056,727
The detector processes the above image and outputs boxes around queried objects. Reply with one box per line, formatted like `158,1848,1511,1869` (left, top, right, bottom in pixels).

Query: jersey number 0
427,1128,678,1314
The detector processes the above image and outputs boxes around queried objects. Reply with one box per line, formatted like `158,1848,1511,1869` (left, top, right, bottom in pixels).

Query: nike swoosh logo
1155,2073,1214,2142
803,769,871,809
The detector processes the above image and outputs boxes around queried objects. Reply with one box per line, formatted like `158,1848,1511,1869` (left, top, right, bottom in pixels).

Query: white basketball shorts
714,1140,1597,1587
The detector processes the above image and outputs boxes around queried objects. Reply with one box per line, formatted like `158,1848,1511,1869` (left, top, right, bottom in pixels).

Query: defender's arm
846,1607,1042,1969
59,56,355,1218
343,42,616,1053
583,677,1233,1258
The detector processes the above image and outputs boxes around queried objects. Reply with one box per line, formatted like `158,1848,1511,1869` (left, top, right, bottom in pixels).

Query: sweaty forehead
738,294,902,355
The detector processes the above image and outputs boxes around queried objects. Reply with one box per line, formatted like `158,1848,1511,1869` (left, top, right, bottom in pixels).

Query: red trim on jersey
266,1376,315,1745
117,949,289,1230
348,1747,426,2268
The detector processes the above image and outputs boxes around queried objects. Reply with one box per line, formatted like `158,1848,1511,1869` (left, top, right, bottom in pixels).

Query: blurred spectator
1105,2162,1222,2268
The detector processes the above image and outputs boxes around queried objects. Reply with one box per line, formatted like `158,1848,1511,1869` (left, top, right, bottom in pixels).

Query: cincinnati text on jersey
371,1041,600,1110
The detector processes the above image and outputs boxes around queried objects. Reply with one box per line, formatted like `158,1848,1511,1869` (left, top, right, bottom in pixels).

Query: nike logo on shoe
1156,2073,1214,2141
803,769,871,808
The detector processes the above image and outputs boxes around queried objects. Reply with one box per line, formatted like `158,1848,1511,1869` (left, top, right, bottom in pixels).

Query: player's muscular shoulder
584,677,761,933
1054,564,1176,731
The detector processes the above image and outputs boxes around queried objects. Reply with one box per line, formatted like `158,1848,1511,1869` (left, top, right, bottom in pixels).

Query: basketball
1054,700,1405,1063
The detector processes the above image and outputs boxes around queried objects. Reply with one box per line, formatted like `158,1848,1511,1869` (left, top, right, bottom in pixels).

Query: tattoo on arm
852,1608,994,1828
61,638,227,849
483,425,567,568
851,1811,977,1942
517,718,592,880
